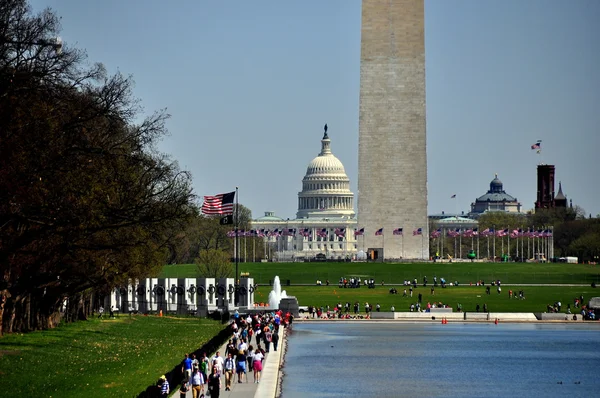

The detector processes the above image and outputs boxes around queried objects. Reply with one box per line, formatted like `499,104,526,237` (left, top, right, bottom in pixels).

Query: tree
0,1,195,333
195,249,232,279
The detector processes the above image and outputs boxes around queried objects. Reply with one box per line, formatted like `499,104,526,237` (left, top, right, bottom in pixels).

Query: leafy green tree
0,1,195,333
195,249,232,278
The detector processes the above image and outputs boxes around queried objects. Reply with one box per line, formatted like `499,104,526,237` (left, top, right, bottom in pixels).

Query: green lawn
260,285,597,314
0,316,225,398
161,261,600,285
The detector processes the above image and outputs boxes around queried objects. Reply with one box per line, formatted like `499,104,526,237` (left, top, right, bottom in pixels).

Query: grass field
252,285,597,314
0,316,225,398
161,261,600,285
160,261,600,314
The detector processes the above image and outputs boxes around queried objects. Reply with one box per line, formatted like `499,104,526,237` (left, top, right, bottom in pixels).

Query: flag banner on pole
227,230,236,238
430,229,441,238
413,228,422,236
354,228,365,236
393,228,403,236
318,228,328,238
219,214,234,225
375,228,383,236
531,142,541,150
472,228,478,236
201,191,235,215
335,228,346,237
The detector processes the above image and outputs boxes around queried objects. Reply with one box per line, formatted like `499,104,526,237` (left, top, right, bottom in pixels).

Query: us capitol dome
297,131,355,219
251,127,357,261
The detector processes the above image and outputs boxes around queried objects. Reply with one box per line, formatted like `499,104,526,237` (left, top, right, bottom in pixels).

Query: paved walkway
175,329,285,398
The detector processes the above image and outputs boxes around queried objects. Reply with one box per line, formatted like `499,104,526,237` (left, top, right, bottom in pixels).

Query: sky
30,0,600,220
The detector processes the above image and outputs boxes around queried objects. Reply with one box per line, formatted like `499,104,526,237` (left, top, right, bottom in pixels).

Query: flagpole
382,230,385,262
235,186,239,305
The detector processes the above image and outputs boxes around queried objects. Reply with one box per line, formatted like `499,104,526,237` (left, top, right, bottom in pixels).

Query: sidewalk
176,329,285,398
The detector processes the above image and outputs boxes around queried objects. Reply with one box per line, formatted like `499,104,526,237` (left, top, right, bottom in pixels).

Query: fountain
268,276,288,309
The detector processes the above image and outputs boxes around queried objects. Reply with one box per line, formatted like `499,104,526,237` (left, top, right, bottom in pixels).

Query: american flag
335,228,346,237
226,230,236,238
317,228,328,238
447,229,460,238
510,229,519,239
201,191,235,215
531,142,541,150
257,229,266,237
463,229,474,238
472,228,479,237
430,229,441,238
301,228,311,237
496,229,508,237
393,228,403,236
413,228,422,236
375,228,383,236
354,228,365,236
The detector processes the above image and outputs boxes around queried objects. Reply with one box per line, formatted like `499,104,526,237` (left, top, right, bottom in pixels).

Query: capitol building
251,130,358,261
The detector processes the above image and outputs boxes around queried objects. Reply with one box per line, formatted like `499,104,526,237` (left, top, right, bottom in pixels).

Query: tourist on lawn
253,347,264,383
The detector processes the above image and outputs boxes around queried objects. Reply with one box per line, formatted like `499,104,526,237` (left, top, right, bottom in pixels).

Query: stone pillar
358,0,428,260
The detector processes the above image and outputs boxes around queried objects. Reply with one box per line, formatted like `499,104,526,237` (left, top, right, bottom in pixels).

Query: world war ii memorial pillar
358,0,428,260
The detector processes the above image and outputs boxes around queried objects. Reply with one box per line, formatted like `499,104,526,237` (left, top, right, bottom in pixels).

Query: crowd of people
170,310,291,397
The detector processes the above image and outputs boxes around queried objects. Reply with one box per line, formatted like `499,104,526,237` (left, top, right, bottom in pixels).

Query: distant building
251,130,357,261
470,174,522,216
535,164,569,211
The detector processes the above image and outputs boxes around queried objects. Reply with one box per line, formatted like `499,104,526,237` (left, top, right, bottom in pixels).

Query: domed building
297,131,355,219
469,174,522,216
252,129,358,261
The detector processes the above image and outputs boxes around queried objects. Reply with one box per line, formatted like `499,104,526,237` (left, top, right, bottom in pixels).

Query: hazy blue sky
30,0,600,220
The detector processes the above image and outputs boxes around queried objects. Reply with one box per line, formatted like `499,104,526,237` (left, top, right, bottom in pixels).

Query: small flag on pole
354,228,365,236
413,228,422,236
202,191,235,215
393,228,403,236
375,228,383,236
219,214,234,225
531,141,541,150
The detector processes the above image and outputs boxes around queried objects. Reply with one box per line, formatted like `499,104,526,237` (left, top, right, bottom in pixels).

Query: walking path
175,329,285,398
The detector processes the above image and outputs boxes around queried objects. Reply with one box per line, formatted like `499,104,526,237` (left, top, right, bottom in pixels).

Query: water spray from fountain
268,276,288,309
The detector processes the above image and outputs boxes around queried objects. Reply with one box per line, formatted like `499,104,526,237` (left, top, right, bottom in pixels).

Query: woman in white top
252,348,264,383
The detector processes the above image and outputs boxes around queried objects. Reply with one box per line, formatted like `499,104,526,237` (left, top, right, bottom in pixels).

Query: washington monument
358,0,428,260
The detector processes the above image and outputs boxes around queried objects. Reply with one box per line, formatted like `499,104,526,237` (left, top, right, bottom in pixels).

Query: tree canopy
0,0,196,333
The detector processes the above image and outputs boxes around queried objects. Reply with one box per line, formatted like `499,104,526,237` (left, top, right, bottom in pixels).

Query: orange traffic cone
159,310,163,317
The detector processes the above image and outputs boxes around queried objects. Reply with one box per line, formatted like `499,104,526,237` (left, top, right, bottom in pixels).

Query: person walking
158,375,169,397
236,349,247,383
190,368,205,398
252,347,264,383
223,352,235,391
207,366,221,398
272,329,280,351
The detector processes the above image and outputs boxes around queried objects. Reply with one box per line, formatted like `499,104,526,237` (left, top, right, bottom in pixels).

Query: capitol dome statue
297,130,355,219
251,126,358,262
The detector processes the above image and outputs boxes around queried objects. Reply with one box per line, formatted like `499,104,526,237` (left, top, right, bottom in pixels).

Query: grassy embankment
162,262,600,313
0,316,225,398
